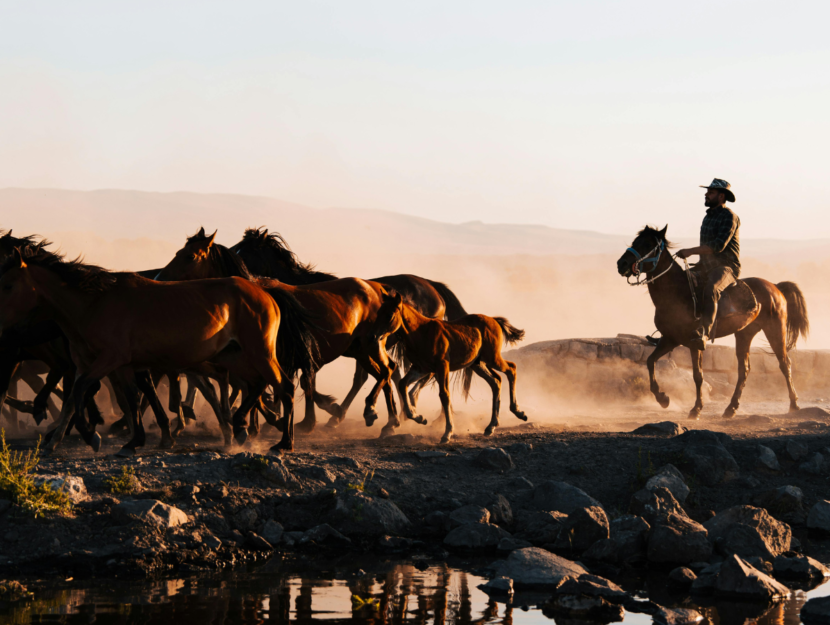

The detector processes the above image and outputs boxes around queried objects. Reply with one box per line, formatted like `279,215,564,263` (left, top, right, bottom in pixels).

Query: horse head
156,228,220,281
617,225,669,278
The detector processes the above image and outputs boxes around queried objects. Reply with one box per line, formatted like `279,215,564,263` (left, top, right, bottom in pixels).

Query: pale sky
1,0,829,239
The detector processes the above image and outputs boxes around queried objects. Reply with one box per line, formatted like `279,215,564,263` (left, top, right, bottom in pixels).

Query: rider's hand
676,249,691,259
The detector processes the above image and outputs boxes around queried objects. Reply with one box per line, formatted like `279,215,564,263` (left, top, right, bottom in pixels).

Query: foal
371,292,528,443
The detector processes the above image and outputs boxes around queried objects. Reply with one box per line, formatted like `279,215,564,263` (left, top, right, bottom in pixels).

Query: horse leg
327,362,369,427
134,371,175,449
115,371,146,457
647,338,677,408
763,319,800,412
295,371,318,434
271,379,297,453
473,363,502,436
722,328,756,418
688,348,704,419
397,366,430,426
436,363,454,444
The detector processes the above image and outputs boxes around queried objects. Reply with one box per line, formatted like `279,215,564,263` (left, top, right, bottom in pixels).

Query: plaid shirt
697,206,740,276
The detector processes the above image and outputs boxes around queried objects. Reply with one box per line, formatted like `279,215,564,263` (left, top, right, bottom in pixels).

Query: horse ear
12,247,26,269
659,225,668,238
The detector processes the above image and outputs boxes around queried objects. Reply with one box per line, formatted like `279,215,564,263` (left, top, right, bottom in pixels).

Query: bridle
625,237,674,286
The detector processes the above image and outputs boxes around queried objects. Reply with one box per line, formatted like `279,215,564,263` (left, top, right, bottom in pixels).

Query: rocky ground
5,400,830,621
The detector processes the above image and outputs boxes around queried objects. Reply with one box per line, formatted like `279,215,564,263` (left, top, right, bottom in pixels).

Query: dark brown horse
157,229,405,447
617,226,809,418
0,246,306,454
230,227,468,427
369,291,528,443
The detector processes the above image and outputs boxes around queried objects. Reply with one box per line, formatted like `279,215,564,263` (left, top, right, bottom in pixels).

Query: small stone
478,576,513,595
473,448,514,471
757,445,780,471
449,505,490,528
260,520,284,545
668,567,697,589
787,439,809,461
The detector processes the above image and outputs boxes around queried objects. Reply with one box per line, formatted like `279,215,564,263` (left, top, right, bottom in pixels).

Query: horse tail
267,288,321,380
428,280,468,320
494,317,525,346
777,281,810,351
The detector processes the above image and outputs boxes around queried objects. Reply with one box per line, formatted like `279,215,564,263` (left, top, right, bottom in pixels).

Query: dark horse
617,226,809,418
230,227,468,430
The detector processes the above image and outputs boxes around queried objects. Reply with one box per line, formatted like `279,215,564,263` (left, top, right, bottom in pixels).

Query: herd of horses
0,227,528,455
0,222,813,457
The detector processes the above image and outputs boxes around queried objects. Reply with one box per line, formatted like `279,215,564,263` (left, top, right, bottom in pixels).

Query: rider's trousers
699,265,737,337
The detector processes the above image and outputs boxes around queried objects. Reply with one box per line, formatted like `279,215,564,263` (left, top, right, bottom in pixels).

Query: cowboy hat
700,178,735,202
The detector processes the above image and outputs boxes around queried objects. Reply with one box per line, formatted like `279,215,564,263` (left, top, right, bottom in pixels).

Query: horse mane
637,225,675,249
0,230,52,255
0,245,117,293
232,227,337,283
186,228,255,280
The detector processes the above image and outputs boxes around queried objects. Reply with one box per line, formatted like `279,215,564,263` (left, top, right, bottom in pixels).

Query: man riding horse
675,178,740,351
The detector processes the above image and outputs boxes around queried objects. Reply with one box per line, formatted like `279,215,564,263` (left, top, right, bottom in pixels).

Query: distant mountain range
1,187,827,262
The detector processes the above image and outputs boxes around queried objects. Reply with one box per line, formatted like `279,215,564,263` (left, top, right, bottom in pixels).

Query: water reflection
1,557,828,625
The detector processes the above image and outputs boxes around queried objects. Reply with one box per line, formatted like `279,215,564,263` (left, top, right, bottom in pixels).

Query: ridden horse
617,226,809,418
157,229,404,448
230,227,469,428
369,291,529,443
0,246,313,455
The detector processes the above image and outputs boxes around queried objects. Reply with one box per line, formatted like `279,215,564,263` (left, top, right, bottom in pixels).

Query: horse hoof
295,419,316,434
234,429,249,446
91,433,102,453
116,447,136,458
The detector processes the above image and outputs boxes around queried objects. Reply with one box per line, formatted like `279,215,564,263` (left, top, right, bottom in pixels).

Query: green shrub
0,430,72,517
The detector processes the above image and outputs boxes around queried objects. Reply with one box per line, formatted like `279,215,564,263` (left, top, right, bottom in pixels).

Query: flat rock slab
489,547,588,589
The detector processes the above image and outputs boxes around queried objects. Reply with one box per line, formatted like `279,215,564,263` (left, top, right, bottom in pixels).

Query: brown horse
156,229,404,448
230,227,468,428
617,226,810,418
369,291,528,443
0,246,299,455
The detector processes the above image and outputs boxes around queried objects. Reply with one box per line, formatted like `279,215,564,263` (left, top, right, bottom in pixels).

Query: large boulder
533,481,601,515
677,430,739,486
715,554,791,601
444,523,510,550
329,491,412,537
489,547,589,589
802,596,830,624
807,500,830,532
648,513,712,565
773,553,830,581
646,464,690,504
553,506,609,552
610,515,650,563
630,486,686,524
752,486,806,524
113,499,188,529
703,505,792,560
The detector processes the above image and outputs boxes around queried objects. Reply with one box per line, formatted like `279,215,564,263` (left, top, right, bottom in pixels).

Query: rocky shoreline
5,409,830,621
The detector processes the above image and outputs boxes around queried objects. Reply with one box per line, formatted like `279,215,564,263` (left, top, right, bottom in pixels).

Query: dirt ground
3,395,830,584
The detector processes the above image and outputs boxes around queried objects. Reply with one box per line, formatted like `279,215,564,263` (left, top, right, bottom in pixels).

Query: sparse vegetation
103,466,141,495
0,430,72,518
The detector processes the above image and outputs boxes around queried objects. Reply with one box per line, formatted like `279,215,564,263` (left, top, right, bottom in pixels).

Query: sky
1,1,829,239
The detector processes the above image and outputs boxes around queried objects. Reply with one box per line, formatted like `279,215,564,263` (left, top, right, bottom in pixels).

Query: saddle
689,273,760,325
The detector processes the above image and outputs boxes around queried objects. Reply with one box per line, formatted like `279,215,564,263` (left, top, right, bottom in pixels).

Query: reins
627,236,700,319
